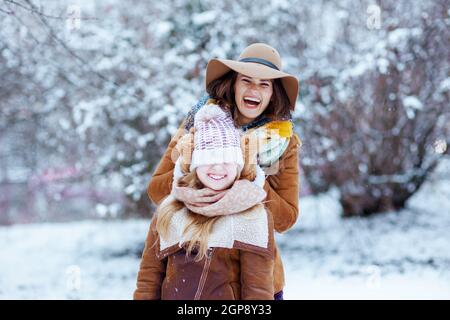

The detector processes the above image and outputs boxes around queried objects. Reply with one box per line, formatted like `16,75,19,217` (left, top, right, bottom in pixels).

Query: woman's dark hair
206,71,291,124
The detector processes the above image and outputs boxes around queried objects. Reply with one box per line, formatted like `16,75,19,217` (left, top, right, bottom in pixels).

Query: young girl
134,104,275,300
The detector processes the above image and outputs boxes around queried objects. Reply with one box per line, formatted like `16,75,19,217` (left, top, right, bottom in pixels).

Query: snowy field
1,161,449,300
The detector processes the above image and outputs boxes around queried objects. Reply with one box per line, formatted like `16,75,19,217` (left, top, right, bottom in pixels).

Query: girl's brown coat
134,208,276,300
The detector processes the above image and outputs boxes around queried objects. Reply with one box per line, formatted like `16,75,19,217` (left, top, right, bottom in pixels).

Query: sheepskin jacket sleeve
133,218,165,300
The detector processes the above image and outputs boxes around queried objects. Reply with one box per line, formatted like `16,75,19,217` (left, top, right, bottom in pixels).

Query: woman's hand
171,184,227,207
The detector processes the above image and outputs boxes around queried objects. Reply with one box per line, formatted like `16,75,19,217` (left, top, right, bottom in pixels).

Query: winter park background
0,0,449,299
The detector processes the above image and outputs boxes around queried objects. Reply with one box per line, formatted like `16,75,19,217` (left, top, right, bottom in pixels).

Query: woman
146,43,301,300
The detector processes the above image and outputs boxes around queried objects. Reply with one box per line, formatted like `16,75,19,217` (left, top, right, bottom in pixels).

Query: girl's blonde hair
156,168,239,261
156,126,259,261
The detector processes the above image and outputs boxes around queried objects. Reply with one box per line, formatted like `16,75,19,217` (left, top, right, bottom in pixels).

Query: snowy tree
299,0,450,216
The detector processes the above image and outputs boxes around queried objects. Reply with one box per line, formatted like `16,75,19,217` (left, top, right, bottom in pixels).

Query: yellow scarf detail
264,120,293,138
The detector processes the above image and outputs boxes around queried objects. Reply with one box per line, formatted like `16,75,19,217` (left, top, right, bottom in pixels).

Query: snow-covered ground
281,159,450,299
1,161,449,300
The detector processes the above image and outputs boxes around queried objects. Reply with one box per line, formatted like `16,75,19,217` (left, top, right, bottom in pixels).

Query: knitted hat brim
190,147,244,172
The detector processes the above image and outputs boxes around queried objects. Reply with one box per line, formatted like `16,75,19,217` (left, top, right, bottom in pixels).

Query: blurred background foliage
0,0,448,224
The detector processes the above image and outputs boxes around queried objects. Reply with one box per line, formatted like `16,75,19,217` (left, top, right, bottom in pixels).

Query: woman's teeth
244,96,261,103
243,97,261,108
208,174,226,180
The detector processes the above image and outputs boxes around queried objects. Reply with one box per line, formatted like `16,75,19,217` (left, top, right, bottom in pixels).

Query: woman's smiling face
196,163,238,191
234,73,273,124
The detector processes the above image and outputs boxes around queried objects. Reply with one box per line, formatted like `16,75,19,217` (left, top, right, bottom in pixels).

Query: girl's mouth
207,173,227,181
243,96,261,109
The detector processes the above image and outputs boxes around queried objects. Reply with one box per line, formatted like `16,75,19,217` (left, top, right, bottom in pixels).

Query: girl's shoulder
158,194,178,211
230,205,275,259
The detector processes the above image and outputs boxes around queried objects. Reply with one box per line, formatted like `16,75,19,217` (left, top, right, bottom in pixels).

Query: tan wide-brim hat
205,43,299,110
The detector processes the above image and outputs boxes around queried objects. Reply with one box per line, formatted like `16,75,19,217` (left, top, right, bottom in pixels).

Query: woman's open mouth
243,96,261,109
207,174,227,181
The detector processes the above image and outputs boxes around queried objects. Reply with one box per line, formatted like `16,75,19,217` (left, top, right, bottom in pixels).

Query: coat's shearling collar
158,195,269,253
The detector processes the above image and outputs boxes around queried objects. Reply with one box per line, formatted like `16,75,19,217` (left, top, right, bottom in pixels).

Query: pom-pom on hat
189,103,244,172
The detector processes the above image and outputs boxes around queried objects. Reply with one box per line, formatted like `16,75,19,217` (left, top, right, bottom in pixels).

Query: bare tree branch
2,0,98,21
